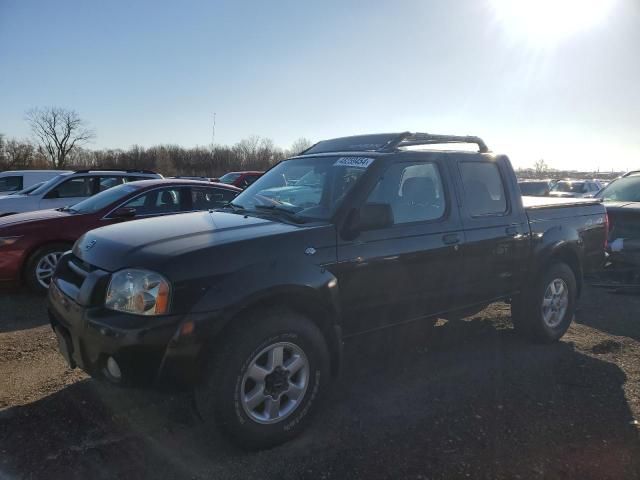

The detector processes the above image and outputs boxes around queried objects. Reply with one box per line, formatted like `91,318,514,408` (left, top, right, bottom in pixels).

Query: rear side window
459,162,507,216
97,176,124,192
0,176,23,192
191,187,237,210
366,161,446,224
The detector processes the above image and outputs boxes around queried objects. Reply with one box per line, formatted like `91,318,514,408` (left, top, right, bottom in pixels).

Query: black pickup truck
48,132,606,448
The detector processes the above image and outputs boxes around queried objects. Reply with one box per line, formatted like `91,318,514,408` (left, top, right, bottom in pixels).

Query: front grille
54,254,110,306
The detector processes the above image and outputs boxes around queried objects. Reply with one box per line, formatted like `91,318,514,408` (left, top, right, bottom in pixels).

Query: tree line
0,107,312,177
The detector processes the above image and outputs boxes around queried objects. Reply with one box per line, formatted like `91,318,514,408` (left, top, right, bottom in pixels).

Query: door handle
505,226,518,236
442,233,460,245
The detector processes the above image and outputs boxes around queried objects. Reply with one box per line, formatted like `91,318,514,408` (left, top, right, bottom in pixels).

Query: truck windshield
230,156,373,221
597,176,640,202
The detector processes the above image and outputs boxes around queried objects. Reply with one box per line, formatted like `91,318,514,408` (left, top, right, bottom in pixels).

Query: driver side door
334,158,465,336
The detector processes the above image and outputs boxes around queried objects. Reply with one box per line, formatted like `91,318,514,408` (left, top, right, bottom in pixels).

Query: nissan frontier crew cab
48,132,607,449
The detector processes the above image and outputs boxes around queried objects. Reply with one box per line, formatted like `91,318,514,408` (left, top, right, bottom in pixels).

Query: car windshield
69,183,140,214
230,156,373,221
597,176,640,202
29,174,67,195
552,181,584,193
218,172,241,184
10,182,45,195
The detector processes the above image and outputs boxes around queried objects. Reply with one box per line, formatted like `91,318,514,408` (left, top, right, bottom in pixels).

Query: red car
214,171,263,189
0,179,240,292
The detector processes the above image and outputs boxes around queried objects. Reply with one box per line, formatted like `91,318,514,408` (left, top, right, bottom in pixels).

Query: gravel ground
1,286,639,479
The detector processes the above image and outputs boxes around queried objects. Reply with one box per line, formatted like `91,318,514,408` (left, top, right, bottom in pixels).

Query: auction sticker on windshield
334,157,375,168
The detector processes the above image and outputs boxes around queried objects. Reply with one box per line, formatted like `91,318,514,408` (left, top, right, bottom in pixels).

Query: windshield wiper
253,204,306,224
223,202,245,212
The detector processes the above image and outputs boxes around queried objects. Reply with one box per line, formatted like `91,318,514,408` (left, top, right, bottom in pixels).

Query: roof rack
73,169,159,174
382,132,489,153
300,132,489,155
622,170,640,178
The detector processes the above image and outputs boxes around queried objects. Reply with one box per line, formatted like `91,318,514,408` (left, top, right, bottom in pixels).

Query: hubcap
240,342,309,424
35,252,64,289
542,278,569,328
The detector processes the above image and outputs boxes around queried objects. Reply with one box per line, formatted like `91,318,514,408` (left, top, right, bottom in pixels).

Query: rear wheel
512,262,577,342
25,243,71,293
195,308,330,449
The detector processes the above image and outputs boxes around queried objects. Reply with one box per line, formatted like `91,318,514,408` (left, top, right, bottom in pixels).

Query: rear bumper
47,279,209,387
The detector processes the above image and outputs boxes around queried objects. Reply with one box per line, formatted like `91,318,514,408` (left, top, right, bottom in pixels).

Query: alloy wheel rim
240,341,309,425
35,252,64,289
542,278,569,328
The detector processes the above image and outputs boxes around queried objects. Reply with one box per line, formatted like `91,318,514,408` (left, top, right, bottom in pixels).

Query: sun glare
489,0,616,47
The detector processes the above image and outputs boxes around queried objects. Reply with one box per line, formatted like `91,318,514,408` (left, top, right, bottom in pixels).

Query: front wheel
195,308,330,449
511,262,577,343
25,243,71,294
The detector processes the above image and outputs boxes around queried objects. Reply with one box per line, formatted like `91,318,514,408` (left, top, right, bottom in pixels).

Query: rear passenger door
336,156,465,335
451,156,529,305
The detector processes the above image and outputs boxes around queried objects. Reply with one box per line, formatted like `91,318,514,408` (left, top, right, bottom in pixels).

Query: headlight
0,236,22,247
105,269,170,316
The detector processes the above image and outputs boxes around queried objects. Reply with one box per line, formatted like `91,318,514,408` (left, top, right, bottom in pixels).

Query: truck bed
522,196,602,210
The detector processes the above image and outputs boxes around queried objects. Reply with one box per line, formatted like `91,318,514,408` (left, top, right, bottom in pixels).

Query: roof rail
383,132,489,153
622,170,640,178
73,169,159,174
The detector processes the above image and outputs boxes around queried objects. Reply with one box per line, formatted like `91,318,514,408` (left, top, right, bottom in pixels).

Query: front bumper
47,261,214,387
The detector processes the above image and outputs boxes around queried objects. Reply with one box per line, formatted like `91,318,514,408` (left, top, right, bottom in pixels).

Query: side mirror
344,203,393,239
45,189,60,199
111,206,137,219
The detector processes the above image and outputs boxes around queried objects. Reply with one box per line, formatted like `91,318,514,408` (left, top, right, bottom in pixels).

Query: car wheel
25,243,71,294
195,307,330,449
511,262,577,343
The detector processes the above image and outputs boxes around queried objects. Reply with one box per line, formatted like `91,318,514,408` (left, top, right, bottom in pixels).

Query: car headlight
105,269,170,316
0,236,22,247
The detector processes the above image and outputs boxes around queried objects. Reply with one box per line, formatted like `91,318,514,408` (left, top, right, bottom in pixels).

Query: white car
0,169,163,216
0,170,69,196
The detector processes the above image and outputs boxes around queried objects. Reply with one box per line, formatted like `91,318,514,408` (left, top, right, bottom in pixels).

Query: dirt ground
1,286,639,480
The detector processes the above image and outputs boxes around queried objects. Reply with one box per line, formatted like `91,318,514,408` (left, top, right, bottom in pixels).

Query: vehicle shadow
0,288,49,333
575,285,640,341
0,314,639,479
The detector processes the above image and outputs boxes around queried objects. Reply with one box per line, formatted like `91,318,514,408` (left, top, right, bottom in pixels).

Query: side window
97,176,124,192
366,162,446,225
459,162,507,216
0,176,23,191
191,187,238,210
53,177,93,198
122,188,182,215
243,175,260,188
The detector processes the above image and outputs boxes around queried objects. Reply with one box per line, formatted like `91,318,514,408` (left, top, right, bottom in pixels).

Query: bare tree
5,139,35,169
534,159,549,174
289,137,313,156
26,107,95,169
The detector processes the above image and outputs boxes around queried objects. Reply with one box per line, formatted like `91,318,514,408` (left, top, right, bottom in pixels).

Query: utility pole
211,113,216,149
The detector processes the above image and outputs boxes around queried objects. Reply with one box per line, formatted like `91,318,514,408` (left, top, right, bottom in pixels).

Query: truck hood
73,210,304,272
0,208,70,229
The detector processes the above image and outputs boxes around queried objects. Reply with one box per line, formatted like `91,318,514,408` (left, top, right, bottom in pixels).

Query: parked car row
0,177,241,292
517,178,604,198
43,132,607,449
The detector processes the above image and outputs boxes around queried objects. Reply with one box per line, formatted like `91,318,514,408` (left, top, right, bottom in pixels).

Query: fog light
106,356,122,381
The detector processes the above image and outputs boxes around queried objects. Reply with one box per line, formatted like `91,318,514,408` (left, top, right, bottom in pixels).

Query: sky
1,0,639,171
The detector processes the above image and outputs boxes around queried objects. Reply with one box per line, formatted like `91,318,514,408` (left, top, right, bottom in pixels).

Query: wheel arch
205,285,343,378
